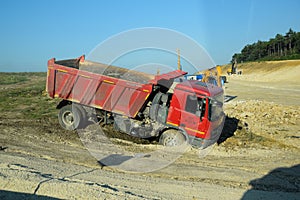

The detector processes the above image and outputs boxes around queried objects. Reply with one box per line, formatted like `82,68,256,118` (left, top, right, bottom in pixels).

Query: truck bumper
188,125,223,149
188,136,217,149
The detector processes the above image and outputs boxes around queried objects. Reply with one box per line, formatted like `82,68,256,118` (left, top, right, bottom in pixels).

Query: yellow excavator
201,66,225,87
227,58,242,75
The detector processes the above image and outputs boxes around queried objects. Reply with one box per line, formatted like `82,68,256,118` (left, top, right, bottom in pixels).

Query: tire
73,103,88,125
58,104,85,130
159,129,186,147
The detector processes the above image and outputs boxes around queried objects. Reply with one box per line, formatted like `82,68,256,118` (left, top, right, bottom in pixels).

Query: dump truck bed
46,55,186,118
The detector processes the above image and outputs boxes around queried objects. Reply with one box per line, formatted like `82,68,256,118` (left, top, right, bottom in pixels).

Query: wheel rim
164,135,181,146
62,110,74,126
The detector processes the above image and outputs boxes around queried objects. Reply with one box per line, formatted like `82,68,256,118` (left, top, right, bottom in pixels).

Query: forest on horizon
232,28,300,63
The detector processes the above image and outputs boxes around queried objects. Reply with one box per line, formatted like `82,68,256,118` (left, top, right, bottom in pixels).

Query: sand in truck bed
79,60,155,84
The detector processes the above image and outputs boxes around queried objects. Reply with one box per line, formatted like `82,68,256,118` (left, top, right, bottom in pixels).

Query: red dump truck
46,55,225,148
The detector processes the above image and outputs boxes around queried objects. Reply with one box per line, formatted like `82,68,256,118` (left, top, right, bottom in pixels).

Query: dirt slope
222,59,300,83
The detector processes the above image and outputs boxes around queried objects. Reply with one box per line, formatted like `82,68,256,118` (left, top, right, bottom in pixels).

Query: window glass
185,95,206,116
185,95,198,114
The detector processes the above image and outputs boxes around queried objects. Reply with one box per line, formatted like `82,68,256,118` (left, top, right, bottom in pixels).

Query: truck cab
165,80,225,148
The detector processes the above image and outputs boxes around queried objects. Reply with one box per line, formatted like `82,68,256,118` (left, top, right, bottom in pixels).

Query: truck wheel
58,105,85,130
159,129,186,146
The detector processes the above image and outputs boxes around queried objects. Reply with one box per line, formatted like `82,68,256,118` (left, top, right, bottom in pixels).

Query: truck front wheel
159,129,186,146
58,105,85,130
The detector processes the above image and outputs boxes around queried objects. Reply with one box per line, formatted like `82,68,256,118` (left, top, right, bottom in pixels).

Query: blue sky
0,0,299,72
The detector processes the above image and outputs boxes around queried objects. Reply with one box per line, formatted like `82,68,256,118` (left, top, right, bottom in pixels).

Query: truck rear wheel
58,104,85,130
159,129,186,146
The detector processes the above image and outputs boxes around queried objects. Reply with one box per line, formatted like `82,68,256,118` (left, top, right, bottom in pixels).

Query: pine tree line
232,28,300,63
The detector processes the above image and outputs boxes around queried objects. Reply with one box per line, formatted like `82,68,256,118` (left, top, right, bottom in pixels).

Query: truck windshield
208,94,224,122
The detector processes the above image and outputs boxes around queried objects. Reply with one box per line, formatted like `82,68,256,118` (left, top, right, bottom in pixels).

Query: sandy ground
0,61,300,199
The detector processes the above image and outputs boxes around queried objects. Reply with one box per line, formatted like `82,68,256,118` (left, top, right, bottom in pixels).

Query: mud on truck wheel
58,104,87,130
159,129,187,147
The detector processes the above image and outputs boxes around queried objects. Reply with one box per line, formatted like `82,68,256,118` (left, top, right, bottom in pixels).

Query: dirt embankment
0,61,300,199
223,60,300,105
222,59,300,84
221,60,300,150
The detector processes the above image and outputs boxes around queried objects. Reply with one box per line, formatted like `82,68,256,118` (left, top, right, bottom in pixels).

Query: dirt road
0,62,300,199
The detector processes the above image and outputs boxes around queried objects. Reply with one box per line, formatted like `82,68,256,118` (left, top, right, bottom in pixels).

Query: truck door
180,94,207,137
